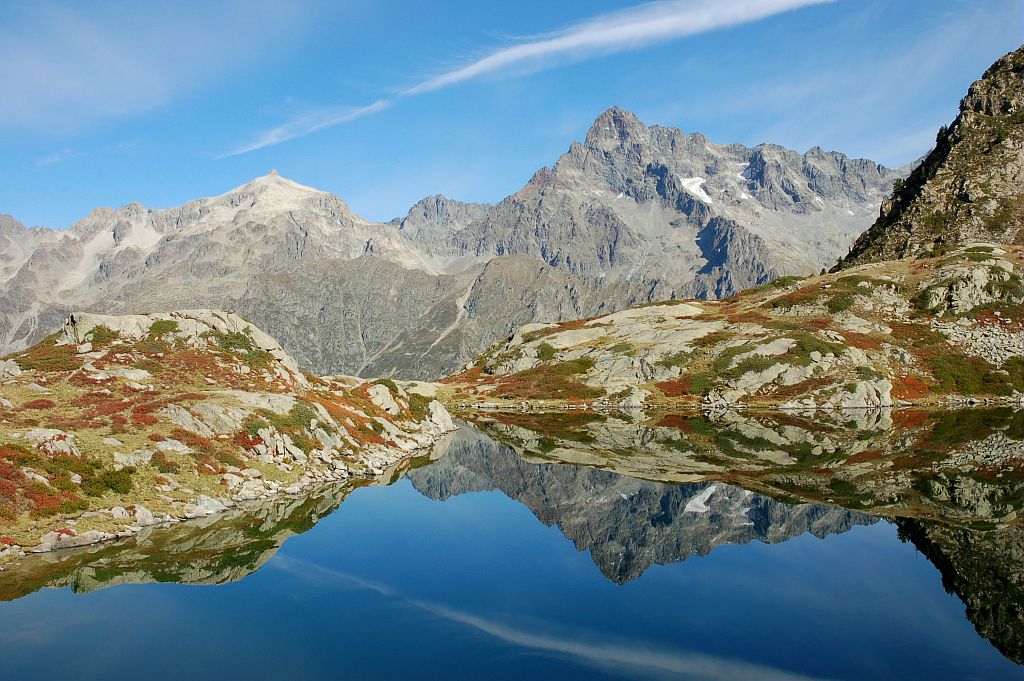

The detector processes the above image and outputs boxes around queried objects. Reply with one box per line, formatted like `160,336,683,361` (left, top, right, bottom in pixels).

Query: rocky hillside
447,244,1024,410
0,309,455,562
0,111,903,380
844,46,1024,266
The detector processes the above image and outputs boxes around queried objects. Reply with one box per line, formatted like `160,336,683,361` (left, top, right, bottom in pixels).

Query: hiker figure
69,314,80,345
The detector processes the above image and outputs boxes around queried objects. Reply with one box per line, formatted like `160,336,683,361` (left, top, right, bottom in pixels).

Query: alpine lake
1,407,1022,680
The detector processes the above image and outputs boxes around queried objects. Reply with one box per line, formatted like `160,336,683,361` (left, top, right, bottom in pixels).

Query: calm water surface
0,425,1021,680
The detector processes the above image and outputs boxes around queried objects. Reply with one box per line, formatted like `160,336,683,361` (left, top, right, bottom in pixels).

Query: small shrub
657,372,714,397
373,378,400,394
243,415,270,437
258,402,318,431
22,399,56,410
148,319,180,338
86,325,120,346
892,375,930,400
537,342,557,361
206,329,273,369
83,467,136,496
719,355,778,381
826,294,855,313
151,450,181,474
1003,357,1024,391
927,353,1011,395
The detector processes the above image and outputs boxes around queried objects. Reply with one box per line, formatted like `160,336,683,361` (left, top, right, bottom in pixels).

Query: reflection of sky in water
0,478,1021,680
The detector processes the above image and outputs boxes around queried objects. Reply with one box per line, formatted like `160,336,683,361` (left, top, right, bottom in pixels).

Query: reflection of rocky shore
468,408,1024,530
0,483,357,602
897,520,1024,665
409,428,875,582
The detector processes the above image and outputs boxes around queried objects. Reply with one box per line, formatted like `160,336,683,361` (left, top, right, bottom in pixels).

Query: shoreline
0,434,452,569
451,393,1024,415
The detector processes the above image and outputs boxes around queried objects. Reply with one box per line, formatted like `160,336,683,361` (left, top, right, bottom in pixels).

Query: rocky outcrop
844,46,1024,266
0,310,456,563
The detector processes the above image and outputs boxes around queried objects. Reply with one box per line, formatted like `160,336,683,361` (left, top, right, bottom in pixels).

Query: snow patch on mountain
685,485,718,513
677,176,714,204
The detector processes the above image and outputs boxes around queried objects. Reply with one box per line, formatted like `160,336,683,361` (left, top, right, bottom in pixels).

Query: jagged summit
584,106,649,147
843,45,1024,267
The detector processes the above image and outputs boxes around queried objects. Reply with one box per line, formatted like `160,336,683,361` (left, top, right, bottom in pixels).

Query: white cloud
226,0,832,155
34,148,76,167
405,0,832,95
0,1,315,133
224,99,392,157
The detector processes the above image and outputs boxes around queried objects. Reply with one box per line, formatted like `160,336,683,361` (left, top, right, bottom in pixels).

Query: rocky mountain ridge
844,45,1024,265
0,111,904,380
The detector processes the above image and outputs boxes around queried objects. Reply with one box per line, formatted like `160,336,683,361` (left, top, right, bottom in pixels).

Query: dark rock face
844,46,1024,266
408,428,875,583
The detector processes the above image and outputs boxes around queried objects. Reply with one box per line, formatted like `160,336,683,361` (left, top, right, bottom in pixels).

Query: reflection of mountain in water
898,519,1024,665
409,428,876,582
0,484,355,602
3,421,1023,668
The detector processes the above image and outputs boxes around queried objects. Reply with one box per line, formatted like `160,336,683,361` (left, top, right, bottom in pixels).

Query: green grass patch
148,319,180,338
205,329,274,369
608,341,635,356
14,341,83,373
657,350,693,368
82,467,136,497
257,402,318,431
926,353,1012,396
373,378,400,394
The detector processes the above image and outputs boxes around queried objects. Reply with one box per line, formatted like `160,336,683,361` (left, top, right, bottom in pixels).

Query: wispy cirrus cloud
34,148,77,167
225,0,833,155
225,99,393,157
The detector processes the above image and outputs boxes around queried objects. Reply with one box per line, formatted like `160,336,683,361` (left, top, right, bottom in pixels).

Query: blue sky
2,0,1020,229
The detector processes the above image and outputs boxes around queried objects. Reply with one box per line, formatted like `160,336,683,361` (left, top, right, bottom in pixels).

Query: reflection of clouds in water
0,611,91,645
272,555,831,681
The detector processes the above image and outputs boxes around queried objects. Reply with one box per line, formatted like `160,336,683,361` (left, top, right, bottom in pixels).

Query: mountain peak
213,171,329,207
585,106,648,147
